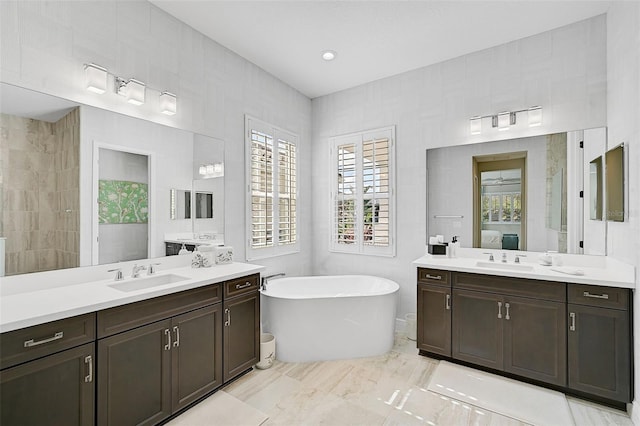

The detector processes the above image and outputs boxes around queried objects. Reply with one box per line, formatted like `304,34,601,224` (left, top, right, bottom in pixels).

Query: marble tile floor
168,333,633,426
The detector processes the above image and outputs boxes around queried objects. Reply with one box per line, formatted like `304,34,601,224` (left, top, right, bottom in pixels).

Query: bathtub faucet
261,273,286,291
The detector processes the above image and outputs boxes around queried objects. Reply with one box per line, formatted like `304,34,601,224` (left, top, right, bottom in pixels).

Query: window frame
245,115,300,261
329,126,396,257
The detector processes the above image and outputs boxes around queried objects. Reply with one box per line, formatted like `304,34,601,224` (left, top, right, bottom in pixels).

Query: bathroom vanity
414,252,634,408
0,260,263,426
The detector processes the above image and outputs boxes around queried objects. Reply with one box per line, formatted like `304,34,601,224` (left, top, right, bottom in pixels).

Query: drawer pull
497,302,502,319
173,326,180,348
445,294,451,310
425,274,442,280
583,291,609,300
569,312,576,331
225,308,231,326
84,355,93,383
164,329,171,351
235,282,252,290
505,303,510,320
24,331,64,348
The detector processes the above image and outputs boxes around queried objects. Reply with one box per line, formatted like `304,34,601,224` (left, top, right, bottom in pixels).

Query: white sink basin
475,261,534,272
109,274,190,292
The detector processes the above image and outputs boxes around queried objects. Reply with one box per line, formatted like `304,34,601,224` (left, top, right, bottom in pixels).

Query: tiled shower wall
0,108,79,275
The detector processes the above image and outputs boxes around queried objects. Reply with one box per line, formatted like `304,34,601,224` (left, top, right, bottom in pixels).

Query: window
330,126,395,256
245,116,298,260
482,192,521,223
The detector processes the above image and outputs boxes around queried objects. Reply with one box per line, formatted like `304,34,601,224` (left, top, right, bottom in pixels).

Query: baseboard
631,400,640,425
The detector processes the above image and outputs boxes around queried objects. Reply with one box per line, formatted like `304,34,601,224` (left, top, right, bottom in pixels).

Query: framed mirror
605,143,625,222
589,156,603,220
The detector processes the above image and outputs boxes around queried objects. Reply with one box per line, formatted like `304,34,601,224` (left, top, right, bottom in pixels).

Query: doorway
473,153,526,250
94,147,150,264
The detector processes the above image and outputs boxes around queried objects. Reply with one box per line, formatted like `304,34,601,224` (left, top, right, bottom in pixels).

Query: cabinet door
503,296,566,386
223,291,260,382
0,342,95,426
98,320,172,426
568,304,631,402
172,304,223,412
452,289,503,370
417,283,451,356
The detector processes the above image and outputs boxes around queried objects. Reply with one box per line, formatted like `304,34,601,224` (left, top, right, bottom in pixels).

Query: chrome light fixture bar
469,106,543,135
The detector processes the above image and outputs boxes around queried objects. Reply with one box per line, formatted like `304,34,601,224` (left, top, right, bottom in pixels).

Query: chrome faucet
131,264,147,278
482,252,495,262
148,263,161,275
261,273,286,291
108,268,123,281
501,253,507,263
514,254,527,264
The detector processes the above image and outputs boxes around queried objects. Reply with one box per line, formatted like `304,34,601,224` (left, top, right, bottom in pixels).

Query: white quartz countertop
413,249,635,289
0,261,265,333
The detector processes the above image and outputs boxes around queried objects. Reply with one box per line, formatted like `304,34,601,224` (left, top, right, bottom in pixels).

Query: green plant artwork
98,180,148,224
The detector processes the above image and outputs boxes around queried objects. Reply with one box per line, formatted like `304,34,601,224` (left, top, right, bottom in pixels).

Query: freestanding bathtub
260,275,399,363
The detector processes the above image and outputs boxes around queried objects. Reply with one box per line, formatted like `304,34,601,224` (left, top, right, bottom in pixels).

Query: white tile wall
311,16,608,320
605,2,640,420
0,0,313,278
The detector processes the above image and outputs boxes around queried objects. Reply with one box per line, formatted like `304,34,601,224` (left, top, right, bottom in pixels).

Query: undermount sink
109,274,190,292
475,261,534,272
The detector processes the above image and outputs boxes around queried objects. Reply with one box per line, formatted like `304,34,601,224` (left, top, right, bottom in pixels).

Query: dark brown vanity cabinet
417,269,452,357
97,284,224,426
452,273,567,387
222,274,260,382
567,284,631,403
0,314,96,426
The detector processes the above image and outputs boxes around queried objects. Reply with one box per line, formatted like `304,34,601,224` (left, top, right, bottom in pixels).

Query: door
568,304,631,402
0,343,95,426
98,320,172,426
503,296,566,386
223,291,260,382
452,289,503,370
172,304,223,412
417,283,451,356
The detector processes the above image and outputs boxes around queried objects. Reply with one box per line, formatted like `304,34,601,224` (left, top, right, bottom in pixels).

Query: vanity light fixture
199,163,224,178
115,77,146,105
159,92,177,115
199,165,207,176
84,63,108,94
469,106,543,135
528,106,542,127
206,164,215,175
322,50,337,61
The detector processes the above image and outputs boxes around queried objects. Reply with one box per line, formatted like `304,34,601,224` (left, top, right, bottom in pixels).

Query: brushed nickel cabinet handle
173,326,180,348
569,312,576,331
426,274,442,280
164,329,171,351
24,331,64,348
445,294,451,310
497,301,503,319
583,291,609,300
84,355,93,383
225,308,231,326
236,282,252,290
505,303,510,320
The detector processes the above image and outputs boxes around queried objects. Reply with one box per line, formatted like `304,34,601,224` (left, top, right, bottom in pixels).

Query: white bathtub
260,275,399,363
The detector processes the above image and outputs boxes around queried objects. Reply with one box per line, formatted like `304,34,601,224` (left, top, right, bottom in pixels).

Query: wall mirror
170,189,192,220
589,156,603,220
0,82,225,276
195,192,214,219
426,128,607,255
605,143,625,222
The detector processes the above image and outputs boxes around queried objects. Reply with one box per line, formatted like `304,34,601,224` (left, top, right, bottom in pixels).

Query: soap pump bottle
451,236,459,258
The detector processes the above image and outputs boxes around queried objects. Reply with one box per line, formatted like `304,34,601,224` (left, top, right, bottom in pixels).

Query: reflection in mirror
170,189,191,220
0,82,225,276
589,157,603,220
195,192,213,219
606,144,625,222
427,129,607,254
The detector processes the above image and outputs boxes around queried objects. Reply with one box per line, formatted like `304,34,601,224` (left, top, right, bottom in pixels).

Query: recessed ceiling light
321,50,337,61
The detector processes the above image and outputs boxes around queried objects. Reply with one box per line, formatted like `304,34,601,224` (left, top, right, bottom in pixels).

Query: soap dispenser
178,244,190,255
451,236,460,258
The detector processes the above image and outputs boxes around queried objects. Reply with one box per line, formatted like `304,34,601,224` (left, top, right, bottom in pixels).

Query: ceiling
153,1,611,99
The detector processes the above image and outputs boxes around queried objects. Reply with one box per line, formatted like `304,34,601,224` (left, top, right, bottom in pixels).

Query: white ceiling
153,1,612,99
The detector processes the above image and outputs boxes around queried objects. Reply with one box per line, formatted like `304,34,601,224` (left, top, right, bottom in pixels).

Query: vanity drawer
224,274,260,299
97,283,221,338
417,268,450,286
453,272,566,302
0,313,96,370
568,284,629,310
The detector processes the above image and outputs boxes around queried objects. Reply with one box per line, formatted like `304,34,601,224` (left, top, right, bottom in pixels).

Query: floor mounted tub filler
261,275,399,363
